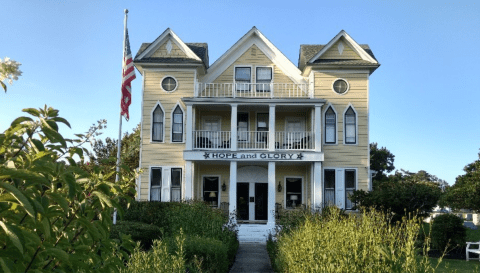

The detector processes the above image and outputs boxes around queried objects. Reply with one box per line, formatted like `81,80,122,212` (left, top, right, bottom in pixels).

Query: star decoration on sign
297,153,303,160
203,153,210,159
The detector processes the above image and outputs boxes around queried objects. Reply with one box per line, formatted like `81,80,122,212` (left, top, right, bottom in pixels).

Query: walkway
229,242,274,273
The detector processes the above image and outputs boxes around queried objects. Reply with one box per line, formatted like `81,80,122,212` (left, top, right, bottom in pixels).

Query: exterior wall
139,69,196,200
211,45,295,85
320,38,362,60
314,71,369,191
151,40,189,58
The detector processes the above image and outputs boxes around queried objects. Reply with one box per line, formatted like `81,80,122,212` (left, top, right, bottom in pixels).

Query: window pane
172,106,183,142
345,170,355,189
153,106,164,122
151,168,162,186
286,178,302,209
171,188,181,202
326,125,335,143
256,67,272,80
235,67,251,81
173,124,182,134
203,177,219,206
345,107,356,144
153,123,163,141
238,113,248,141
324,170,335,206
150,187,161,201
171,168,181,186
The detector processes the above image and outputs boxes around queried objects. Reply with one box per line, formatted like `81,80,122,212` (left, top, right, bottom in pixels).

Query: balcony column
268,161,276,226
186,104,193,150
231,104,238,151
229,161,237,220
269,104,275,152
184,161,193,200
314,105,322,152
313,162,322,210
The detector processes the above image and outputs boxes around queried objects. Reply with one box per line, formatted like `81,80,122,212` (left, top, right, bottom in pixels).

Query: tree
0,106,135,272
370,142,395,181
351,169,443,222
440,151,480,211
0,57,22,92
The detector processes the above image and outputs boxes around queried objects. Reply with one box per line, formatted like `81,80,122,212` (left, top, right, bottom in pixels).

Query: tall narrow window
235,67,251,92
345,106,356,144
325,107,336,144
237,113,249,142
286,178,302,209
150,168,162,201
256,67,272,92
203,177,219,207
172,105,183,142
152,105,164,142
171,168,182,202
345,170,356,210
324,170,335,206
256,113,268,143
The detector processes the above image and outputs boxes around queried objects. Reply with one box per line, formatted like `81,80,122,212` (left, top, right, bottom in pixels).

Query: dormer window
235,67,251,92
256,67,272,92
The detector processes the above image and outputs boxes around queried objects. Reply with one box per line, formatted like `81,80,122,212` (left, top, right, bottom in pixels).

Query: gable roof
134,28,208,68
299,30,379,73
202,27,306,85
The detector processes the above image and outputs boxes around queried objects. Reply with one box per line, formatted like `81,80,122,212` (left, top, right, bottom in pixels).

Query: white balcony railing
275,131,313,150
192,130,313,151
195,83,311,98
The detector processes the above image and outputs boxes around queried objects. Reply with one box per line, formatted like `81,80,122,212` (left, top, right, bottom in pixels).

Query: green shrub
110,221,162,250
122,235,185,273
273,209,437,273
431,214,466,252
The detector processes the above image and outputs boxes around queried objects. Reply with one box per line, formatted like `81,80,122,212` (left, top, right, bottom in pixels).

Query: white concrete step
237,224,275,243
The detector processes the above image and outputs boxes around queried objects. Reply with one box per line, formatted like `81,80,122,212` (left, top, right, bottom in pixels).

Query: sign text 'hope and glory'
203,152,304,160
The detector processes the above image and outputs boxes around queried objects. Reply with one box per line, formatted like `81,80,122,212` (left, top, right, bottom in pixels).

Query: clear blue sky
1,1,479,185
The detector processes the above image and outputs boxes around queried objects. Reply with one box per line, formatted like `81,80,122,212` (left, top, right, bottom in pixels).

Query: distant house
133,27,380,237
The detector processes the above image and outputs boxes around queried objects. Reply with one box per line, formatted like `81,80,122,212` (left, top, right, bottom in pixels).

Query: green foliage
122,234,186,273
441,151,480,211
431,214,466,252
0,106,136,272
124,200,239,269
351,170,443,222
168,235,229,273
110,221,162,250
271,209,439,273
370,142,395,181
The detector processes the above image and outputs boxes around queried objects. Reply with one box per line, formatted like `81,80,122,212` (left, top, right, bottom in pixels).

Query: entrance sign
203,152,303,160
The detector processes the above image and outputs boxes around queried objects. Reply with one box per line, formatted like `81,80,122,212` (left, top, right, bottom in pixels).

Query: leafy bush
122,235,186,273
431,214,466,252
0,106,136,272
272,209,438,272
124,201,238,267
110,221,162,250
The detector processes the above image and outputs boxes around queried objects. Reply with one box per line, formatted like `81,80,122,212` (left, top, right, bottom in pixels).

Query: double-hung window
345,107,356,144
345,170,356,210
171,168,182,202
235,67,251,92
324,170,336,206
285,178,302,209
256,113,268,144
325,107,336,144
150,167,162,201
256,67,272,92
323,169,356,209
152,105,164,142
172,105,183,142
237,113,249,142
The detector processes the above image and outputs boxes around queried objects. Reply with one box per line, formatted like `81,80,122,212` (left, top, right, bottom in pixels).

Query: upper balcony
195,82,312,99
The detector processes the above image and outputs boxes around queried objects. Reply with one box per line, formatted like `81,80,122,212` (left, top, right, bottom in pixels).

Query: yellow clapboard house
134,27,379,241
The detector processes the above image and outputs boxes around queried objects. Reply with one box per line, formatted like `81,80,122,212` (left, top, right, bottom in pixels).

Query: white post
229,161,237,219
313,162,322,210
268,162,276,226
184,161,193,200
186,105,193,150
269,105,275,151
231,104,238,151
314,105,322,152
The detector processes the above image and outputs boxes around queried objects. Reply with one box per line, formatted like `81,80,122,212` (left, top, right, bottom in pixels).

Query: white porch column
186,105,193,150
314,105,322,152
268,161,276,225
269,104,275,152
184,161,193,200
231,104,238,151
229,161,237,217
313,162,322,210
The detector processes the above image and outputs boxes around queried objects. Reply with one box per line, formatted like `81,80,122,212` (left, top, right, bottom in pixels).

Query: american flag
121,29,136,121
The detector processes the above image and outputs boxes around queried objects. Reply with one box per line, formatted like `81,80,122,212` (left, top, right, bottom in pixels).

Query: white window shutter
335,169,345,209
162,167,171,202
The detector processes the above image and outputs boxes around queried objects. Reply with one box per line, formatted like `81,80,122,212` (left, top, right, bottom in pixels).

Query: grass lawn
429,257,480,272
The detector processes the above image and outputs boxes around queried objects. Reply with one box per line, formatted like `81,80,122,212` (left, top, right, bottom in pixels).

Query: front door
237,182,268,222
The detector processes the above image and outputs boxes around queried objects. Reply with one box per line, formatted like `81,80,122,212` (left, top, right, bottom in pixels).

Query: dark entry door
237,183,249,220
255,183,268,220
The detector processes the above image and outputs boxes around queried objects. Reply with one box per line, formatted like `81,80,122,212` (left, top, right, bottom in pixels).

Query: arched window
172,105,183,142
344,106,356,144
152,105,164,142
325,106,336,144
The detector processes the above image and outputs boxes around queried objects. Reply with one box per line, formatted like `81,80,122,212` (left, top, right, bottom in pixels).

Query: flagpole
113,9,128,225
